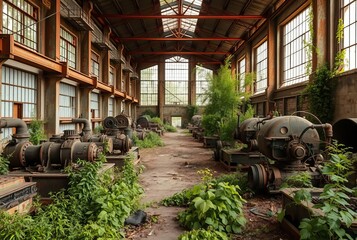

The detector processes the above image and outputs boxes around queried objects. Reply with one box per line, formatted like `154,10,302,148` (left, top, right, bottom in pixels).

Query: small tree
29,119,46,145
202,58,250,141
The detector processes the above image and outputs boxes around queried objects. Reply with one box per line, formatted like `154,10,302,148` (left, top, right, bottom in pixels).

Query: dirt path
128,130,289,240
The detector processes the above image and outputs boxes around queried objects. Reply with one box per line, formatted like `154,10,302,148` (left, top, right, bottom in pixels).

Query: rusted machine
136,115,164,136
0,118,98,172
248,116,332,192
102,115,133,154
214,117,267,170
71,118,114,153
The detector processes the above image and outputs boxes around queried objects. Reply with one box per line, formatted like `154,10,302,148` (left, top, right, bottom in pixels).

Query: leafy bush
164,124,177,132
161,172,249,207
0,154,143,240
219,116,237,142
201,114,221,137
178,181,246,233
298,142,357,240
150,117,164,126
29,119,46,145
179,228,229,240
187,105,199,121
280,172,313,189
133,131,164,148
0,155,10,175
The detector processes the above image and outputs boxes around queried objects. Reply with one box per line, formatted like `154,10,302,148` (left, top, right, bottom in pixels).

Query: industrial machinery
136,115,164,136
0,118,98,172
102,114,133,154
248,115,332,192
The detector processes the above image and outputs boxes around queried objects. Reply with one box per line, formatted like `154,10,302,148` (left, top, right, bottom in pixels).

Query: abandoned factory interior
0,0,356,239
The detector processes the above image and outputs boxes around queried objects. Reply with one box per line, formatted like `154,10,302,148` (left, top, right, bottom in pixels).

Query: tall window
341,0,357,71
282,7,312,86
91,92,100,118
2,0,38,50
91,52,99,78
255,41,268,94
165,57,189,105
140,65,158,106
108,97,114,116
196,66,212,106
60,27,76,69
59,83,76,118
109,67,114,86
238,58,246,93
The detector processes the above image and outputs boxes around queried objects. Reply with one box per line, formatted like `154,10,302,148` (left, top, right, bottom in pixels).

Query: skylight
160,0,203,38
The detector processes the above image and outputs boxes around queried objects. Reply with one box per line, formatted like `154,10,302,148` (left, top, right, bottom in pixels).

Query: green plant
187,105,199,121
164,123,177,132
161,172,249,207
133,131,164,148
178,228,229,240
280,172,313,189
239,103,255,123
29,119,46,145
141,110,157,118
93,125,104,134
298,142,357,240
176,169,246,233
0,154,143,240
178,180,246,233
218,116,237,142
303,16,345,123
150,117,164,126
202,58,239,137
0,154,10,175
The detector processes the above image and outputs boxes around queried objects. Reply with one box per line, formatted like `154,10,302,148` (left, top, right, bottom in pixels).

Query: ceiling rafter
100,14,265,19
118,37,242,41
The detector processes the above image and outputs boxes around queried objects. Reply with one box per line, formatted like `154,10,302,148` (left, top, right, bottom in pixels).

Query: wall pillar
44,76,61,136
45,0,60,60
158,60,165,119
79,86,92,120
267,19,277,113
189,59,196,105
313,0,328,68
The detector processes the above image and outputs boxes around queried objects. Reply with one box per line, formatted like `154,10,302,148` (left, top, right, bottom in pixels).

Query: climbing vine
303,16,345,123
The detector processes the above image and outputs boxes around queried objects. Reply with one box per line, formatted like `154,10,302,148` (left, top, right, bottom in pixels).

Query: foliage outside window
140,65,158,106
2,0,38,51
282,6,312,87
165,57,188,105
254,41,268,94
195,66,212,106
341,0,357,71
238,58,246,93
60,27,76,69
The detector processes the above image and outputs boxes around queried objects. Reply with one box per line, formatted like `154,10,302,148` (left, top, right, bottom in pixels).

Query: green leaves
178,181,246,234
178,229,229,240
298,142,357,240
0,154,143,240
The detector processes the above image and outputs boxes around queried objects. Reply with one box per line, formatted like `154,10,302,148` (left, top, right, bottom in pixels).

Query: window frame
340,0,357,71
2,0,39,51
280,5,312,87
237,57,246,93
140,65,158,106
253,39,268,94
60,27,77,69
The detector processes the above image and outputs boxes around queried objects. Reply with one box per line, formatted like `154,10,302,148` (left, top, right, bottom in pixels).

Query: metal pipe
72,118,92,136
0,118,30,140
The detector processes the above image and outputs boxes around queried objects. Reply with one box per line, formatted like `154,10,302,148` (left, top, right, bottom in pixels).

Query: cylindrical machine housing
256,116,320,162
115,114,132,129
137,116,150,129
